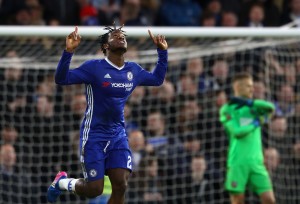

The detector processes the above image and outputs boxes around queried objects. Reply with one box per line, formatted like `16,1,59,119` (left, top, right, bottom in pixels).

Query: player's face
234,78,254,99
107,31,127,53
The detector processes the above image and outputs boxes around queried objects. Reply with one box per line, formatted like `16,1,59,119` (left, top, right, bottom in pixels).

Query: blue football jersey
55,49,168,140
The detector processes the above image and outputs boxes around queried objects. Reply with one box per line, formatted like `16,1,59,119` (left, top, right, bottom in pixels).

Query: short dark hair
233,72,252,83
98,23,126,55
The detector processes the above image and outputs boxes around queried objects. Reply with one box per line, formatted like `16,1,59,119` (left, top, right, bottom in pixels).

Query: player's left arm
252,99,275,115
137,30,168,86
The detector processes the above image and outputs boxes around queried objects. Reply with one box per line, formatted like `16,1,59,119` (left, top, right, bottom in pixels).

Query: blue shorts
80,135,132,182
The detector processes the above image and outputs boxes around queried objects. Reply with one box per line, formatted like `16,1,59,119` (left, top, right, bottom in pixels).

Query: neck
235,94,250,99
107,52,125,67
192,172,204,182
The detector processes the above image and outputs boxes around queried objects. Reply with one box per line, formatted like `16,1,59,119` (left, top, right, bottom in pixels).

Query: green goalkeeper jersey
219,99,275,166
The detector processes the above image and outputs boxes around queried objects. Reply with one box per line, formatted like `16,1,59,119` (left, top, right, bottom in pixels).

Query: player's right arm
230,97,275,115
55,26,95,85
219,105,259,139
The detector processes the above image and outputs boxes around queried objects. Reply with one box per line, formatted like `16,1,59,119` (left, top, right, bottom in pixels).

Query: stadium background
1,0,300,204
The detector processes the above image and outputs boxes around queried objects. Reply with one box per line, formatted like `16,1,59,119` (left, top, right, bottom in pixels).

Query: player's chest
95,68,137,96
234,108,256,126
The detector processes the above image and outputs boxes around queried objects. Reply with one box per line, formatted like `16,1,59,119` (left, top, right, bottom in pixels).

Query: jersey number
127,156,132,169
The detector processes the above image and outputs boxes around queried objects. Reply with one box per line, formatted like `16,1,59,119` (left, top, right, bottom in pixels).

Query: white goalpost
0,27,300,204
0,26,300,37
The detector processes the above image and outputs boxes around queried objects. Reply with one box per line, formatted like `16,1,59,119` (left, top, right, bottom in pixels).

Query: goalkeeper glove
258,114,269,125
229,97,253,109
252,116,269,127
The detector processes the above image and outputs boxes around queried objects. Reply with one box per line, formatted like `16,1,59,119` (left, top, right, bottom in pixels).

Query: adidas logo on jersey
104,73,111,78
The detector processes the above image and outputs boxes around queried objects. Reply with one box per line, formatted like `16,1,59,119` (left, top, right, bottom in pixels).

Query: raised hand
148,30,168,50
66,26,81,53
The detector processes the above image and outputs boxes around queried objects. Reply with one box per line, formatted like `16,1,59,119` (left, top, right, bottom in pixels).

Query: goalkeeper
219,73,276,204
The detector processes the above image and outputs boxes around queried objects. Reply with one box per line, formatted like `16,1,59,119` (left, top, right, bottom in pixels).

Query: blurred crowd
1,0,300,27
0,0,300,204
1,38,300,203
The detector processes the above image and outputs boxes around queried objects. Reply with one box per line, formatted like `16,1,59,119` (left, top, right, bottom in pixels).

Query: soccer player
219,73,276,204
47,24,168,203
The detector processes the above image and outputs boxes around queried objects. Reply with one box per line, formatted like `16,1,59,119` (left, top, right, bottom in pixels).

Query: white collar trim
105,57,125,70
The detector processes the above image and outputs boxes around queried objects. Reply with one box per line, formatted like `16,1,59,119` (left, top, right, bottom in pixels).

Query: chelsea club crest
89,169,97,177
127,71,133,81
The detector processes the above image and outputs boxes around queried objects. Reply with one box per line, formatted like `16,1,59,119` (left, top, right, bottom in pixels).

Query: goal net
0,27,300,204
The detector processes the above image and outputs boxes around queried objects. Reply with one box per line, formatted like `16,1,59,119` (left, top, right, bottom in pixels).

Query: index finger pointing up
74,26,78,40
148,30,155,40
